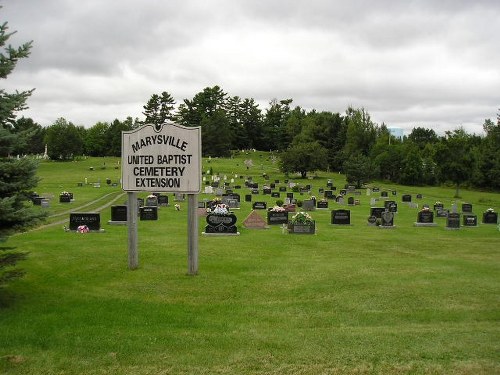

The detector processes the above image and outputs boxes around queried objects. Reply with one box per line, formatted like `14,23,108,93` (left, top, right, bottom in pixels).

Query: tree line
5,86,500,192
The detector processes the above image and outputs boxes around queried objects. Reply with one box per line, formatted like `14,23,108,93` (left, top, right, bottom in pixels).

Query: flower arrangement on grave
421,205,431,211
174,204,181,211
486,208,495,212
77,225,89,233
269,205,286,212
60,191,70,196
435,201,442,206
206,198,230,216
290,211,314,225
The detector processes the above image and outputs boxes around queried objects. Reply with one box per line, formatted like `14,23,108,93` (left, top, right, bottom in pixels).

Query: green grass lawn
1,154,499,374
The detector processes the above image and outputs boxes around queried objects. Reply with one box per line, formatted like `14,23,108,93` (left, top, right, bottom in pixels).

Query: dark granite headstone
402,194,412,202
331,209,350,225
267,211,289,225
324,190,334,199
279,186,287,192
252,202,267,210
69,212,100,230
245,194,252,202
316,200,328,209
347,197,355,206
157,195,169,206
462,214,477,227
417,210,434,224
482,211,498,224
380,210,394,227
140,206,158,220
370,207,385,218
446,213,461,229
381,191,388,198
110,205,127,222
462,203,473,213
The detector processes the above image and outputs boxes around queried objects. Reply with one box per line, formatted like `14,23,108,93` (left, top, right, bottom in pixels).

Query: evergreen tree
1,13,45,290
44,118,83,160
142,91,176,127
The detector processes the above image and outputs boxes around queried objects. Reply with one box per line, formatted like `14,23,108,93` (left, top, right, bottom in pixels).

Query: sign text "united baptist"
121,124,201,193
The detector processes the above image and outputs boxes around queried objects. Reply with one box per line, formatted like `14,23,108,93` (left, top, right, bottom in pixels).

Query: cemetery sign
121,123,201,193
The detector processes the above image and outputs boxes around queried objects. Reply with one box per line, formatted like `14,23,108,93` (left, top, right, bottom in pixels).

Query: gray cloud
2,0,499,134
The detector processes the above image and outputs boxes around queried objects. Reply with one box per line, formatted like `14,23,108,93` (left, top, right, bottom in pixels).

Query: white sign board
121,123,201,193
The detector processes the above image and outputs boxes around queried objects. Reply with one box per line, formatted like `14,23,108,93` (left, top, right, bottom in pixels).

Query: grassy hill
1,153,499,374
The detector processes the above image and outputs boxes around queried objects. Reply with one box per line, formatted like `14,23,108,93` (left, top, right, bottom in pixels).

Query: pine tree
1,12,45,289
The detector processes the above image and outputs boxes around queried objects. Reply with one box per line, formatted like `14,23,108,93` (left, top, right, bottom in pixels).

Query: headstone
433,203,444,211
415,209,437,227
324,190,334,200
347,197,354,206
461,203,473,213
243,210,268,229
245,194,252,202
251,189,259,195
392,190,397,196
204,213,238,234
41,199,50,208
59,193,72,203
402,194,412,203
222,196,240,209
157,195,169,206
271,192,281,198
263,188,272,195
252,202,267,210
384,200,397,213
140,206,158,220
372,187,380,193
482,210,498,224
339,189,347,196
302,199,315,211
69,212,100,231
462,214,478,227
381,191,388,198
446,213,461,229
336,196,344,205
174,193,185,201
416,194,423,199
145,195,158,207
370,207,385,218
331,209,351,225
380,210,394,227
436,208,449,218
110,205,127,222
204,186,214,194
137,197,144,207
198,201,206,208
279,186,287,192
267,210,289,225
316,200,328,209
367,216,377,226
287,192,294,200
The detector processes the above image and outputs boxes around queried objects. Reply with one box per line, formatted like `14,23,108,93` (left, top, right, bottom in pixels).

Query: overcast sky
2,0,499,135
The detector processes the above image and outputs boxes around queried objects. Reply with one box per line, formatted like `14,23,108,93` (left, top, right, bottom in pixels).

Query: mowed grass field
1,153,499,374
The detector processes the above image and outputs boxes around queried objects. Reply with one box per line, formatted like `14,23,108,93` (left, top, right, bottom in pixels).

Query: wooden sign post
122,123,201,274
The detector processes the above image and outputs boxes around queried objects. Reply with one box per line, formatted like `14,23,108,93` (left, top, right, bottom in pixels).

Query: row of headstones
67,206,498,233
264,209,498,227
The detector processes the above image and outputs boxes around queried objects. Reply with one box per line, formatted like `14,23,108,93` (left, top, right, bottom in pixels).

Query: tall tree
11,117,45,155
1,12,45,290
142,91,176,127
279,140,328,179
84,121,109,157
476,115,500,189
343,153,378,188
44,118,83,160
262,98,292,151
435,128,474,197
343,107,377,157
